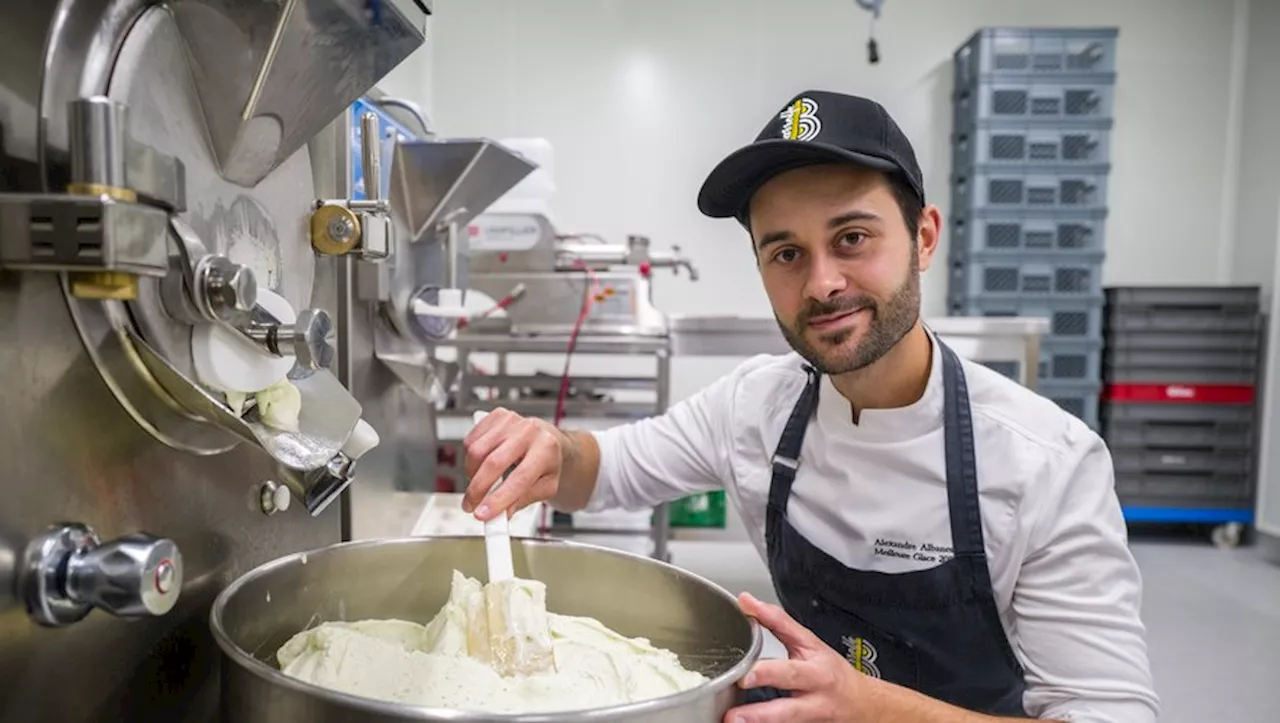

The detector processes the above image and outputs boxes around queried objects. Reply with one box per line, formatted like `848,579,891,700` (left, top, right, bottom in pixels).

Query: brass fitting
311,204,362,256
69,271,140,300
66,183,138,204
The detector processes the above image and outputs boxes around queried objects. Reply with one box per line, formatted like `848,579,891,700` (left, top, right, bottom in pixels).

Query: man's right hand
462,407,566,521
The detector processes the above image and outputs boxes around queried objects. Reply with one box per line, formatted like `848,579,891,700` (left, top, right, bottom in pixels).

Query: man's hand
727,594,1042,723
726,593,869,723
462,407,564,521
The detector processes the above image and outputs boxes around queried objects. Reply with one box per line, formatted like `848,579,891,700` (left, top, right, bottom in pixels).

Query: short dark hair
886,172,924,245
743,169,924,247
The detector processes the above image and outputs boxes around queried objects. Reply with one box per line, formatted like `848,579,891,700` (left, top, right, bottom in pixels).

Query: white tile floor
666,537,1280,723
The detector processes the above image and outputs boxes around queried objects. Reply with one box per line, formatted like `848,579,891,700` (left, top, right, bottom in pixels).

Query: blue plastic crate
954,79,1115,127
953,28,1119,87
949,293,1105,340
953,122,1111,170
950,210,1108,255
1041,338,1103,383
1039,379,1101,429
953,170,1109,213
948,250,1106,298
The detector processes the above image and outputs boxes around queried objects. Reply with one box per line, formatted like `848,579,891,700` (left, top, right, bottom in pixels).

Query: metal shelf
440,328,674,561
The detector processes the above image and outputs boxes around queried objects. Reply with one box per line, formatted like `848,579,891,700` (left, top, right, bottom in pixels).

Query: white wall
1229,0,1280,291
426,0,1242,322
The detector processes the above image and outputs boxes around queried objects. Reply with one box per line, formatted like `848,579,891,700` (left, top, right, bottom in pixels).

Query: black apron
746,340,1028,716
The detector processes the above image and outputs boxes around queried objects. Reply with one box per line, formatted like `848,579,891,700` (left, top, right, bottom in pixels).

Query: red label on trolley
1104,383,1255,404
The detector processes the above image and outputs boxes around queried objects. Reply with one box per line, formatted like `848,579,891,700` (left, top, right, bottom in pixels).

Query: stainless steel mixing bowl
210,536,762,722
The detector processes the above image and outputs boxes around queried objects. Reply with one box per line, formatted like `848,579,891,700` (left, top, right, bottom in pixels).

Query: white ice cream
225,377,302,432
276,570,707,713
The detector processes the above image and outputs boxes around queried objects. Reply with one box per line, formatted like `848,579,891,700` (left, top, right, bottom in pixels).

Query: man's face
747,164,938,375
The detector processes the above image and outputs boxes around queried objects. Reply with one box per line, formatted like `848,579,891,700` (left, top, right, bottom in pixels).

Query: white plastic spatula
472,410,515,583
467,411,555,677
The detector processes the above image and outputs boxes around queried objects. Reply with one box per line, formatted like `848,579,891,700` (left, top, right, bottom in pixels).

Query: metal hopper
389,138,538,240
170,0,429,187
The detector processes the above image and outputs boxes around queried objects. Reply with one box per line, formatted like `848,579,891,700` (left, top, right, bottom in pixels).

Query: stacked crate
947,28,1118,429
1102,287,1263,525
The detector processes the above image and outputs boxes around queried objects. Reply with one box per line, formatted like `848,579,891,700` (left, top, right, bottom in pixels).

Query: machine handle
289,309,336,370
361,111,382,203
21,523,184,627
65,533,183,618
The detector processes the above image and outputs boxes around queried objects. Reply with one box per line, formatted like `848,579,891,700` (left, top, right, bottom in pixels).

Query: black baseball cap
697,90,925,222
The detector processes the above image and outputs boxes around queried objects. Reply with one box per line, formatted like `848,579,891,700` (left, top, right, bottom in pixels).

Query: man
462,90,1158,723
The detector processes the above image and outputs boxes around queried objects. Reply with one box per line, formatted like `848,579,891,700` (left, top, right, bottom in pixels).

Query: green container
668,491,727,528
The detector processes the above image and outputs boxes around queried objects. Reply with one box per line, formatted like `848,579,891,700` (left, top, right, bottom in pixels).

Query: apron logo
779,97,821,141
842,635,881,678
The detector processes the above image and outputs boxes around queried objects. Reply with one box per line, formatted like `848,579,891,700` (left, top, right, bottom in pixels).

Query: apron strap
766,366,821,546
938,340,985,558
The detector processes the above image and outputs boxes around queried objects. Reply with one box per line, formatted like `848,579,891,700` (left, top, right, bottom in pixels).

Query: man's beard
776,263,921,375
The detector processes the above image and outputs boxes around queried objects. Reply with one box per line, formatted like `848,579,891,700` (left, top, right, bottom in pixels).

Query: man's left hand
725,592,871,723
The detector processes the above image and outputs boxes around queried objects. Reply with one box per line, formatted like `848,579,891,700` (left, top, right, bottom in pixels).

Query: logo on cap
779,97,821,142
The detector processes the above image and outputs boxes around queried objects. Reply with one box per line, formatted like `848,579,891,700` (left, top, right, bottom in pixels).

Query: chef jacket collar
815,326,944,443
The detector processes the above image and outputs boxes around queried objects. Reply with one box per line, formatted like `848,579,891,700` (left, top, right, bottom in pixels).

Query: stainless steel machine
465,207,699,337
0,1,436,720
319,94,536,538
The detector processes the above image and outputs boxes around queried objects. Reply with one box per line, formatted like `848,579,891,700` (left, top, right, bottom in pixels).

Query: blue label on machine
350,97,419,200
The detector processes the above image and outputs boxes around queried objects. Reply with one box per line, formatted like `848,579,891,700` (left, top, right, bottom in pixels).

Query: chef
461,90,1159,723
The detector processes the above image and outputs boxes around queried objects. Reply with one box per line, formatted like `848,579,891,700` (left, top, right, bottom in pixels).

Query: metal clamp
20,523,183,628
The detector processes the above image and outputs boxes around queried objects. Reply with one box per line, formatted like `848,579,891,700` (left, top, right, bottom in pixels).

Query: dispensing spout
284,419,380,516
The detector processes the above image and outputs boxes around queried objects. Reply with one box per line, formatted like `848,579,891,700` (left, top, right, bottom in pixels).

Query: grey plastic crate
1115,473,1253,505
1102,363,1258,386
949,293,1104,339
1112,448,1252,476
953,28,1119,86
1104,286,1260,312
1107,330,1260,353
953,171,1109,213
1102,402,1254,426
1105,347,1258,372
948,250,1105,298
1041,380,1101,428
1104,419,1253,450
1106,308,1262,333
950,211,1107,254
953,124,1111,170
1042,339,1102,382
954,80,1115,125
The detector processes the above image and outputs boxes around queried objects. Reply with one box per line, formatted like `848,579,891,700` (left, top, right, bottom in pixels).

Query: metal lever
21,523,183,627
362,111,383,204
242,308,336,370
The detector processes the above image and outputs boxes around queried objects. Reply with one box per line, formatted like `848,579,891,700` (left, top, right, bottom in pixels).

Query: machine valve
20,523,183,628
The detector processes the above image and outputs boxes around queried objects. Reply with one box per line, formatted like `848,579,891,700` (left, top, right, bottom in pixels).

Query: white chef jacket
587,336,1159,723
